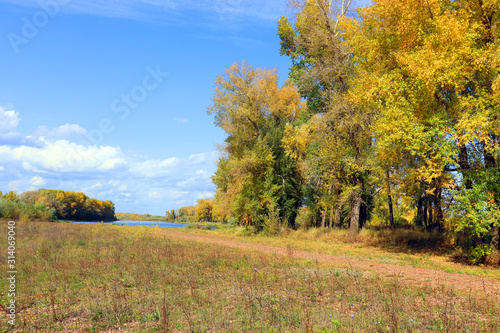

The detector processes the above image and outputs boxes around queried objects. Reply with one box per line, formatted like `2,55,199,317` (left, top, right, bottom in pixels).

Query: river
72,220,189,228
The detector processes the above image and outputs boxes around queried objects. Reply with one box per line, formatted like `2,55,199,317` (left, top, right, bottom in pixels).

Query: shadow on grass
360,226,450,256
351,226,500,267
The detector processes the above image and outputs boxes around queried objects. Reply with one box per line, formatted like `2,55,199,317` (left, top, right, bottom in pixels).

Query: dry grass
0,221,499,332
188,225,500,280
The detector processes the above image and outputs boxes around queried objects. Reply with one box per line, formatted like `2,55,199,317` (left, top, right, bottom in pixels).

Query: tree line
115,212,165,221
0,189,115,221
165,205,196,223
206,0,499,262
165,199,219,223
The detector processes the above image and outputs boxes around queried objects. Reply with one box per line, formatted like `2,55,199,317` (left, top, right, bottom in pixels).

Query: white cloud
31,176,46,186
0,107,23,144
0,108,217,215
188,152,217,165
173,117,189,123
197,192,215,199
0,140,126,173
8,180,21,191
0,107,20,133
129,157,180,178
148,192,160,198
33,123,87,142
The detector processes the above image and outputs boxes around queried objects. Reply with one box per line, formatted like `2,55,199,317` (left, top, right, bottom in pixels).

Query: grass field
0,221,499,332
178,224,500,280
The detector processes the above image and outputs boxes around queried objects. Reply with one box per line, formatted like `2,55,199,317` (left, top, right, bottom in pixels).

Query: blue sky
0,0,370,216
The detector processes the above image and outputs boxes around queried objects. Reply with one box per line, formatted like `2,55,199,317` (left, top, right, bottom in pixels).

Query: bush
295,207,314,230
0,199,16,219
262,208,289,236
0,198,56,222
450,181,500,264
468,245,492,265
235,225,259,236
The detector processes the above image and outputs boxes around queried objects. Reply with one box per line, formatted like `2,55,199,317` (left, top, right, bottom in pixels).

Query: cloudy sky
0,0,370,216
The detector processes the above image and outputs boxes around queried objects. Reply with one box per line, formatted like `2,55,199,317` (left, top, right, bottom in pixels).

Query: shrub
450,181,500,264
295,207,314,230
0,198,56,222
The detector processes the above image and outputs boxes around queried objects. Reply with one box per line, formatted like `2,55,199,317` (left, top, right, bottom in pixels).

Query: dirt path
162,230,500,296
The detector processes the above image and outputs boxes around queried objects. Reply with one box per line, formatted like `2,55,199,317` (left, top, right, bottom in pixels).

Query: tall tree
345,0,499,249
279,0,374,236
195,198,214,222
208,62,305,228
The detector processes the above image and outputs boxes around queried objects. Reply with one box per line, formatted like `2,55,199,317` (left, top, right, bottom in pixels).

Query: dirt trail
162,230,500,296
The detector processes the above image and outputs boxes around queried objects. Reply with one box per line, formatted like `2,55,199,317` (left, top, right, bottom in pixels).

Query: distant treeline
165,205,196,223
116,212,165,221
165,199,217,223
0,189,115,222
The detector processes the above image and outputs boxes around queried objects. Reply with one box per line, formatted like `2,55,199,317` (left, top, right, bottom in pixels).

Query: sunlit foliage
17,189,115,221
208,62,306,228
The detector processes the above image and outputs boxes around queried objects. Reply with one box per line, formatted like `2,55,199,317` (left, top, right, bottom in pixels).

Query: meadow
0,221,499,332
181,223,500,279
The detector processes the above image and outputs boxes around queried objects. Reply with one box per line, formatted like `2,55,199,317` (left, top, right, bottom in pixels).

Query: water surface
73,220,188,228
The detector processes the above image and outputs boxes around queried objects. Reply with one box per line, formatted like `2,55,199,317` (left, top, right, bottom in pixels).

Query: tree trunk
321,209,327,228
349,197,361,237
459,145,472,190
491,226,500,251
484,139,497,250
417,195,424,227
334,207,341,228
484,144,496,168
360,202,367,230
386,170,394,229
422,198,428,229
334,186,341,228
427,198,433,231
349,177,363,238
434,186,443,232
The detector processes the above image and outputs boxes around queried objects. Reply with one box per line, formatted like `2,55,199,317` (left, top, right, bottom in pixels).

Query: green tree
346,0,499,241
208,62,305,228
279,0,374,236
165,209,177,222
195,198,213,222
4,191,19,203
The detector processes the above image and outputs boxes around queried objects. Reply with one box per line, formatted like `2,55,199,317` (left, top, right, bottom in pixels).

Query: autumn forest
201,0,500,263
1,0,498,265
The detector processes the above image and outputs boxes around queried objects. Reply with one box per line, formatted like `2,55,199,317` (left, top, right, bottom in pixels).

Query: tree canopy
206,0,499,262
208,62,306,228
17,189,115,221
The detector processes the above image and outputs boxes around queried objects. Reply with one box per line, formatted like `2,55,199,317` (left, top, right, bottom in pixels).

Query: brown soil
161,230,500,297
